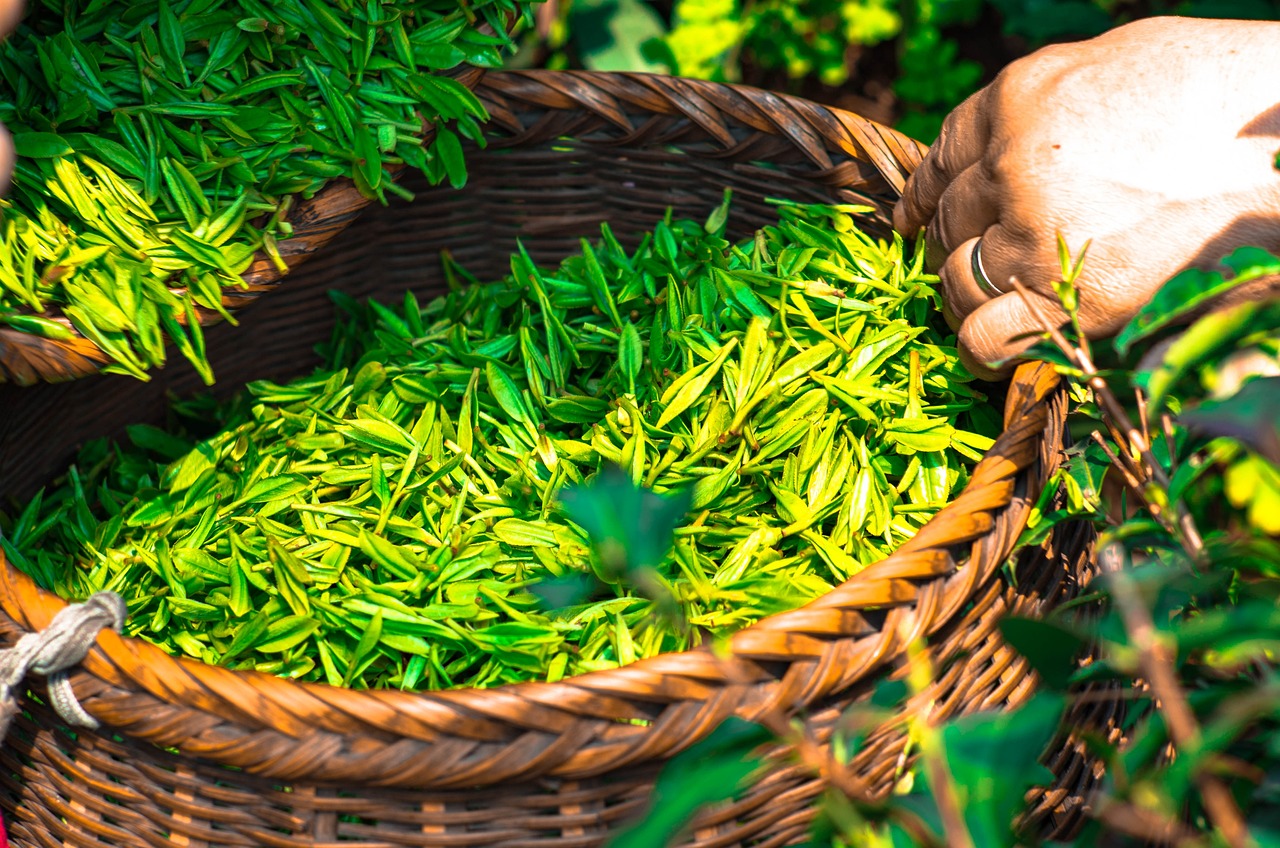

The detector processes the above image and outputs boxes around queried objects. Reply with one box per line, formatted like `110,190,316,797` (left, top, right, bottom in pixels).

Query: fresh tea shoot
5,201,998,690
0,0,536,381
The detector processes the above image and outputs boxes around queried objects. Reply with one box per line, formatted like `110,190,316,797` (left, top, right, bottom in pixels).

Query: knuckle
892,198,913,235
937,98,971,143
987,71,1029,120
1108,15,1174,38
894,183,930,234
909,159,946,202
932,146,962,179
924,218,950,265
992,43,1078,100
933,132,971,177
981,140,1028,186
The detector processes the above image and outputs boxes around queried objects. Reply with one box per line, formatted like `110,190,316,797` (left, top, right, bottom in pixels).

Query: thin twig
1162,413,1180,473
1093,800,1208,847
753,694,950,847
735,641,971,848
714,652,883,819
1101,416,1145,483
1007,278,1160,477
904,639,975,848
1159,408,1206,562
1136,386,1153,454
1090,431,1145,496
922,736,975,848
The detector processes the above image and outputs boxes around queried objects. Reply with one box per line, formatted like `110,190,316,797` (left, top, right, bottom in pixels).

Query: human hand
0,0,22,196
893,16,1280,377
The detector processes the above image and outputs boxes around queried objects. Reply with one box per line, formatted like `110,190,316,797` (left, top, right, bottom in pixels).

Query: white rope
0,592,125,738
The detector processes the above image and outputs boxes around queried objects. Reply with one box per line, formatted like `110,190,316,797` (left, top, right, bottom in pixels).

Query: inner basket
0,71,1113,847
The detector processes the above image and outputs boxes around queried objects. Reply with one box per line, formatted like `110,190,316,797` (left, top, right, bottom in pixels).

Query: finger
937,221,1042,325
893,88,992,236
957,289,1069,379
937,237,989,324
948,221,1060,312
0,123,11,197
923,163,1000,270
0,0,21,37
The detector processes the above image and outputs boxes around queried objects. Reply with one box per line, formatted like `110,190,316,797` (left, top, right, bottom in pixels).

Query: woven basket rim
0,70,1067,785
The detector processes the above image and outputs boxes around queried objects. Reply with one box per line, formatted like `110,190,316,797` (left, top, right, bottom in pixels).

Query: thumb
0,0,19,37
0,0,17,197
957,288,1068,379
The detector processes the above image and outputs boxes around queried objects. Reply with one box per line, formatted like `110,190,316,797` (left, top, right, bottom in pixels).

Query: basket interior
0,127,904,504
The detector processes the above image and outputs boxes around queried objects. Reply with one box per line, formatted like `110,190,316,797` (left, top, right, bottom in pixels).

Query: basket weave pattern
0,71,1104,846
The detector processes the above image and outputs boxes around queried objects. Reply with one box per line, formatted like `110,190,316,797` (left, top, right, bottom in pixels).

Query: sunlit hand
0,0,22,196
893,16,1280,377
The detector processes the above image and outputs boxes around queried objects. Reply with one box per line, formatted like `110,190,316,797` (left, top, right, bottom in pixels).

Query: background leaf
1115,247,1280,354
1182,377,1280,466
559,464,692,580
998,616,1086,691
570,0,670,73
940,693,1064,847
608,717,774,848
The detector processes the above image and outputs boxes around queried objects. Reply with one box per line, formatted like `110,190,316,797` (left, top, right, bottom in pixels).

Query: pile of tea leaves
0,0,535,381
4,200,1000,691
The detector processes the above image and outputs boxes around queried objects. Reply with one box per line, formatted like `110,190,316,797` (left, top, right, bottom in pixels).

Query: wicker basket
0,71,1111,847
0,35,506,386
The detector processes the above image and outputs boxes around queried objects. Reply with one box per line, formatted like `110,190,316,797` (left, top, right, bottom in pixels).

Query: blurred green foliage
657,0,903,85
514,0,1280,141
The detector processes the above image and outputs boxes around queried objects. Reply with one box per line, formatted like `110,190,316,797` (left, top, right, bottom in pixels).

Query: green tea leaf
255,615,322,653
1116,246,1280,354
13,132,73,158
241,474,310,504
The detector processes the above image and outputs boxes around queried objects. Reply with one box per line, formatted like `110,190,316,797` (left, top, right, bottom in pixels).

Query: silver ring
971,238,1005,298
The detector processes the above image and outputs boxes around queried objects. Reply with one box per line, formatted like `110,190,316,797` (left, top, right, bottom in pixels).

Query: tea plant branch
907,638,976,848
1088,431,1144,506
1007,276,1205,558
716,651,947,848
1161,411,1182,474
1010,276,1248,847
